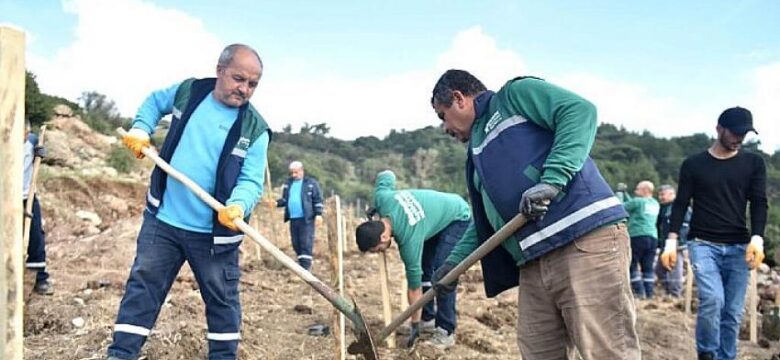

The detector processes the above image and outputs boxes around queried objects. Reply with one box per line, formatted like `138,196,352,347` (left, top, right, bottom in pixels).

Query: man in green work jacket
617,180,661,299
429,70,640,360
356,170,471,350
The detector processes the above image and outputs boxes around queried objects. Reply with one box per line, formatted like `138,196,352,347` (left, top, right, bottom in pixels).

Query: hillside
22,108,780,360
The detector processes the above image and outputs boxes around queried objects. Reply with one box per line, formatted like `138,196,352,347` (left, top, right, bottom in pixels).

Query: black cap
718,107,757,135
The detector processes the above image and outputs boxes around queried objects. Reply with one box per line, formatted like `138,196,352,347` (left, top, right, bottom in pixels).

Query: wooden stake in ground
684,251,694,321
326,196,346,360
379,251,396,348
264,165,279,248
0,25,27,360
750,269,758,343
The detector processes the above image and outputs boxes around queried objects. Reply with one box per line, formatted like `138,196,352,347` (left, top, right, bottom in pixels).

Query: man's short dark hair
431,69,487,107
356,221,385,252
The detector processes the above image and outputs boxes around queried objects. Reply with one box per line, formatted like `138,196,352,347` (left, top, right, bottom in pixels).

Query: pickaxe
349,213,528,354
117,128,378,360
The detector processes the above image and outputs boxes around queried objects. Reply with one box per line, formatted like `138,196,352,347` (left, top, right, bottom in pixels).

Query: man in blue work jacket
277,161,324,271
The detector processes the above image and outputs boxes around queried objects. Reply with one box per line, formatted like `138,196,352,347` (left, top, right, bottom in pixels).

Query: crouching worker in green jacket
356,170,470,350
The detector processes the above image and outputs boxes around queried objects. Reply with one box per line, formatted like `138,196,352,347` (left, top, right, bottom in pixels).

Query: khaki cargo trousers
517,223,641,360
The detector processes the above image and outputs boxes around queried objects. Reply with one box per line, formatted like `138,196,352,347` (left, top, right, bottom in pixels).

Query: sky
2,0,779,151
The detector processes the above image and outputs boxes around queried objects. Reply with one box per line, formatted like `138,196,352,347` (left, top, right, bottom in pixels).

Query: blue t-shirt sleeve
132,82,181,134
226,131,270,214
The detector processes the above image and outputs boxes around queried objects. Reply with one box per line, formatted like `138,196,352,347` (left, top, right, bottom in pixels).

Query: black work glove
406,322,420,348
33,145,47,158
365,207,378,221
519,183,560,220
432,262,458,296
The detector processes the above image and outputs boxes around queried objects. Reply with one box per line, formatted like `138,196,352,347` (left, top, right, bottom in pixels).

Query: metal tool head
348,300,379,359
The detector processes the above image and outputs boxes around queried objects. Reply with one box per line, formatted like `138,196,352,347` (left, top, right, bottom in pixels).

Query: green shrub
108,145,136,173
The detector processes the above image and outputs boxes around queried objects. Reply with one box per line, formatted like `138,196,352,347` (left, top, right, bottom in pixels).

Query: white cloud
25,5,780,152
747,62,780,151
28,0,222,117
257,26,526,139
553,73,713,139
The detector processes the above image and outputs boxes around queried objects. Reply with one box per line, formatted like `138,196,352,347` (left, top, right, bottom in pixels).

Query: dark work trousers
24,196,49,282
420,219,469,335
630,235,657,299
289,218,315,271
108,213,242,360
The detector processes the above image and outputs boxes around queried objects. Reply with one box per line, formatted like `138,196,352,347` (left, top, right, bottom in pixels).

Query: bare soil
21,173,780,360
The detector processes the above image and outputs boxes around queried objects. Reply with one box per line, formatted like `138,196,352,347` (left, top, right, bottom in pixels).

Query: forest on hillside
25,70,780,263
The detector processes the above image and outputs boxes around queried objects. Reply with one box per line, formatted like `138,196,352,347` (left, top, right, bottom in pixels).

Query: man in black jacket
277,161,323,270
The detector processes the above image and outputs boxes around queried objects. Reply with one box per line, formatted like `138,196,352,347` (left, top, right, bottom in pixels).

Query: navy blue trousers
421,219,469,334
289,218,315,270
108,213,242,360
24,197,48,282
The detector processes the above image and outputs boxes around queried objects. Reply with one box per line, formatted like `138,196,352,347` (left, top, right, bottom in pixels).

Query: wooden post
264,165,278,248
379,252,396,348
684,253,694,318
750,269,758,343
1,25,26,360
325,196,346,360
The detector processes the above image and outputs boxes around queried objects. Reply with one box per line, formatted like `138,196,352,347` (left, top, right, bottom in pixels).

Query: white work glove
745,235,765,270
660,238,678,270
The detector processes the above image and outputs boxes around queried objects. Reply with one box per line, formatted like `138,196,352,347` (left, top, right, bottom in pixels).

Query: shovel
117,128,378,360
349,213,528,354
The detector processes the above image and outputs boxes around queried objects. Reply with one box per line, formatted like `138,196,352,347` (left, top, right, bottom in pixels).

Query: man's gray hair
658,184,675,193
217,43,263,68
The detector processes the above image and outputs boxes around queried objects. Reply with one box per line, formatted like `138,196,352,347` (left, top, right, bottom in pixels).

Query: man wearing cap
277,161,323,271
661,107,767,360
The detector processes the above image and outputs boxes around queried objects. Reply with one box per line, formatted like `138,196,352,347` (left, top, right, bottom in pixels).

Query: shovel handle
116,128,365,325
374,213,528,343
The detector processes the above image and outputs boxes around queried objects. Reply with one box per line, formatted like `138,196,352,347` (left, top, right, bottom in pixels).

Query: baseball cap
718,107,757,135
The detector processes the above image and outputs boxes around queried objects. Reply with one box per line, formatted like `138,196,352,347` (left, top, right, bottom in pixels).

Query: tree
24,71,80,127
79,91,130,134
25,71,50,126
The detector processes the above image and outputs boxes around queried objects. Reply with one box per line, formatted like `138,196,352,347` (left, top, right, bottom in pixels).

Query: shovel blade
348,300,378,359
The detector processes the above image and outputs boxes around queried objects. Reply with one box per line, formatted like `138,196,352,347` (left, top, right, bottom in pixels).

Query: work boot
419,319,436,334
698,352,715,360
424,327,455,350
34,279,54,295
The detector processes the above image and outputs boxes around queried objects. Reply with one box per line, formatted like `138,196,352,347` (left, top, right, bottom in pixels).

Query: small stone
73,297,85,307
72,317,85,328
84,225,101,235
293,304,313,314
759,263,771,274
75,210,102,226
83,288,93,296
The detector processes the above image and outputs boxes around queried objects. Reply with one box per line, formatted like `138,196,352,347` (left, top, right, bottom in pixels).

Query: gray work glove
33,145,47,158
519,183,560,220
432,262,458,296
406,322,421,348
616,182,627,192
